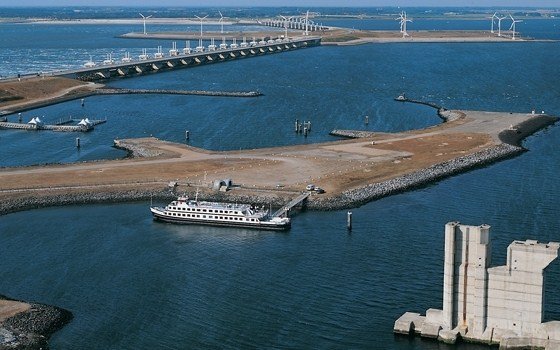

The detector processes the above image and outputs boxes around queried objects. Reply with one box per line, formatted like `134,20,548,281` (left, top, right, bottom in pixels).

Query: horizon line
1,5,560,9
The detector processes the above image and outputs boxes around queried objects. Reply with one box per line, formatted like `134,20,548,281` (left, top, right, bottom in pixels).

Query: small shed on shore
213,178,233,191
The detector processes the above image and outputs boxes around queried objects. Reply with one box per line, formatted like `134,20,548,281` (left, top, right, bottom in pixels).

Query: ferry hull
151,209,290,231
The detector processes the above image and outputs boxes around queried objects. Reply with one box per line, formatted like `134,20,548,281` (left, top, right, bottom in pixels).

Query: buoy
76,137,81,149
347,211,352,231
81,98,85,107
365,115,369,125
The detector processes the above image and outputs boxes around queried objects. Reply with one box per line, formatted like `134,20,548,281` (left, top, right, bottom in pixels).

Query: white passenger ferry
150,196,291,231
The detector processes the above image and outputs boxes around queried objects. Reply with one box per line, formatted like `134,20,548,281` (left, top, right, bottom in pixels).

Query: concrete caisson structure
56,36,321,82
394,222,560,349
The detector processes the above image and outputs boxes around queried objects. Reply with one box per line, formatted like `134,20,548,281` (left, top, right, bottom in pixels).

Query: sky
1,1,559,7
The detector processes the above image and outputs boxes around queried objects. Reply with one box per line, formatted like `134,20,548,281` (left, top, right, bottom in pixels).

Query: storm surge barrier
55,36,321,82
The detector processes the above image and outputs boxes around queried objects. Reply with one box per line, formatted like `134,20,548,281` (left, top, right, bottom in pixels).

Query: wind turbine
194,15,208,38
509,14,523,40
496,15,506,37
397,11,412,38
488,12,497,33
396,12,404,33
279,15,293,39
139,13,152,35
218,11,225,34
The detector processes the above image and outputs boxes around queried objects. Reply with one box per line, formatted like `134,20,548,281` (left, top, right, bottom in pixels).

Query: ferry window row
169,207,240,215
167,212,257,222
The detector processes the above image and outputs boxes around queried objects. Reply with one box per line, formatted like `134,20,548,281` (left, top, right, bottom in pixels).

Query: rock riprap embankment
113,139,163,157
309,144,523,210
0,295,73,350
0,189,173,216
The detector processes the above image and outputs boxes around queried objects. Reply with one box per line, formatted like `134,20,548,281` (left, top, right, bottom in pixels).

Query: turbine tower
304,10,309,36
279,15,293,38
218,11,225,34
489,12,497,33
396,12,404,33
509,14,523,40
139,13,152,35
195,15,208,38
397,11,412,38
496,15,506,37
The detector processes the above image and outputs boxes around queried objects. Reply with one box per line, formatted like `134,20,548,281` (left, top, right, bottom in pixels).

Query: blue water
1,9,560,349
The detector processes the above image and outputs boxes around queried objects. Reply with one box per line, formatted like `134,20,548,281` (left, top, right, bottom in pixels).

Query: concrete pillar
443,222,491,335
443,221,458,330
458,225,469,329
472,224,491,337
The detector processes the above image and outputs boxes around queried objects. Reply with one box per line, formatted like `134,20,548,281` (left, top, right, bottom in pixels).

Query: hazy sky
2,0,559,7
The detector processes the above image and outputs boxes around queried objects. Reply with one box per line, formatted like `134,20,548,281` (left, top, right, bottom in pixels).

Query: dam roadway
54,36,321,81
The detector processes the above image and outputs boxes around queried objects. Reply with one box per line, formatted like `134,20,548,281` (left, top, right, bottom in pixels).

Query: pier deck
0,119,106,132
272,192,310,217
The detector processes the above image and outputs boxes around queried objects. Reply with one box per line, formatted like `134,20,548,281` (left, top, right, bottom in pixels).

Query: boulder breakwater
0,85,262,117
312,143,524,210
0,295,73,350
94,88,262,98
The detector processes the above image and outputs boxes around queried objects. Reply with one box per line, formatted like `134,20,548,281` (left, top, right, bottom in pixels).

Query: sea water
0,9,559,349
